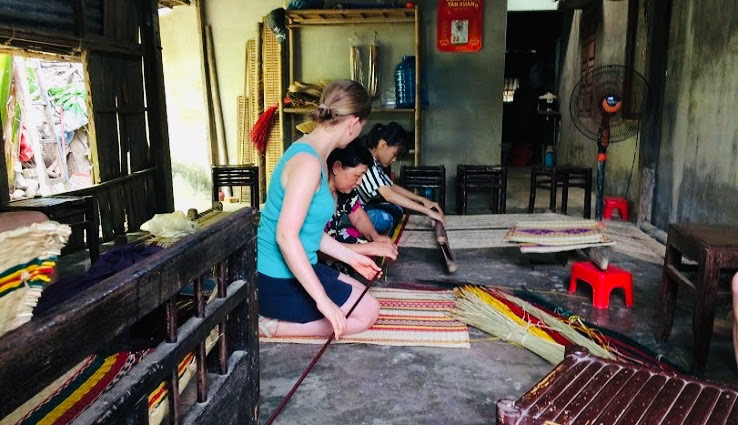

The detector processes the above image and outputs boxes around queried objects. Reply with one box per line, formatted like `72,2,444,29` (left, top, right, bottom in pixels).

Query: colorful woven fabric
5,351,147,425
261,287,470,348
504,220,607,246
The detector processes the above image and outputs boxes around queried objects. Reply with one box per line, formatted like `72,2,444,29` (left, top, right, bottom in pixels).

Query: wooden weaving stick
434,220,458,273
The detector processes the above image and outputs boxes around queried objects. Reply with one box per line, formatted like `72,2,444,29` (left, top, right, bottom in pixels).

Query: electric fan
569,64,653,220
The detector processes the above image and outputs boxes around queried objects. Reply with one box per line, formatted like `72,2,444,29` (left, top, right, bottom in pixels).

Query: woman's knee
366,209,393,234
732,273,738,297
355,294,380,327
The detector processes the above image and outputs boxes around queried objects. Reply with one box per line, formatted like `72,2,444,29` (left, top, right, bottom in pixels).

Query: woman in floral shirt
325,138,398,260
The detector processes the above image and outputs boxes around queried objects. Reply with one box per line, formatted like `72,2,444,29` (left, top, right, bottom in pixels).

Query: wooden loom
434,220,458,273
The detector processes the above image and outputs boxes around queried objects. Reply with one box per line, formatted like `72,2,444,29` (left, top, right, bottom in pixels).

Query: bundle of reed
451,285,564,364
451,285,615,364
497,288,615,360
512,289,682,372
367,33,378,98
349,34,363,86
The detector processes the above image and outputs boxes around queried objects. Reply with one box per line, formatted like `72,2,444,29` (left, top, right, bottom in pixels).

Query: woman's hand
371,234,392,243
421,198,442,213
347,252,382,280
427,208,446,227
365,240,398,260
315,296,346,338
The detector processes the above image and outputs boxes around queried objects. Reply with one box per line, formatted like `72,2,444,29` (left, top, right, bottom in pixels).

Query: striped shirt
357,157,393,203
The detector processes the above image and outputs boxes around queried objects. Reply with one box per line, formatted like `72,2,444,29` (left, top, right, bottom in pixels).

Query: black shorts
258,263,352,323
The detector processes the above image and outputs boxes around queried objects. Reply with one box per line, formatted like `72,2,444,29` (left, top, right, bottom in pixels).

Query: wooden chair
0,195,99,263
212,165,259,208
400,165,446,211
456,165,507,214
528,165,592,218
657,223,738,373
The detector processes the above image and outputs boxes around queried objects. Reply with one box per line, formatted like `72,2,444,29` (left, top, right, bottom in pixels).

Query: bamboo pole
32,59,70,184
205,25,228,166
13,57,52,196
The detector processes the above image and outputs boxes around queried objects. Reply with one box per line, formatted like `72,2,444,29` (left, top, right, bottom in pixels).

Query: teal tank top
257,143,335,278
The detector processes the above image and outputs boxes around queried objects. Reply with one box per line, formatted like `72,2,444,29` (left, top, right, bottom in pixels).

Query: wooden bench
0,207,260,424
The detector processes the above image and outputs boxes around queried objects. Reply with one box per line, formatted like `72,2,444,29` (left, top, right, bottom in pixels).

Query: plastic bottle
394,55,415,109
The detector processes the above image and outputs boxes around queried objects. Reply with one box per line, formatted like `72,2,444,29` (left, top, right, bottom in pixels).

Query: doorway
502,11,562,168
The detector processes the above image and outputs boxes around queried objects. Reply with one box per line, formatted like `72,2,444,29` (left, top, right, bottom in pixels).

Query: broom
250,104,278,154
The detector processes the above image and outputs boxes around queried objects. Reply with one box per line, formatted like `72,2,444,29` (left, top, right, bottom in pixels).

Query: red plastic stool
569,261,634,309
603,196,629,220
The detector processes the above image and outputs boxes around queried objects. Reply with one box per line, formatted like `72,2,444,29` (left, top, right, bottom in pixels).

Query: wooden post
13,57,52,196
139,0,174,213
0,118,8,203
197,0,218,167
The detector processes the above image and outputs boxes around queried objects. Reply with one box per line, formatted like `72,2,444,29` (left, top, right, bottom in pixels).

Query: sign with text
437,0,484,52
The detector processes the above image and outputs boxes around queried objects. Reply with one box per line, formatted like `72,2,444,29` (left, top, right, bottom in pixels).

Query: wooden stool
657,223,738,373
569,261,633,308
456,165,507,215
212,165,260,208
0,195,99,263
400,165,446,211
528,166,592,218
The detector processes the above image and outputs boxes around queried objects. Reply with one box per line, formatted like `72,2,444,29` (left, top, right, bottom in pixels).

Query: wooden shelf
283,107,415,114
286,9,415,27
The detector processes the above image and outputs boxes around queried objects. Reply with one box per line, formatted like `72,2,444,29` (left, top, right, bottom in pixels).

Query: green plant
48,83,87,118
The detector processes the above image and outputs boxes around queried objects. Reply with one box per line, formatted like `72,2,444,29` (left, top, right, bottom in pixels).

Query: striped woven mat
504,220,608,246
260,288,470,349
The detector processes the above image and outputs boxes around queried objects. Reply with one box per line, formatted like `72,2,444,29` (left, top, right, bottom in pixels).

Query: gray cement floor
259,166,738,424
48,167,736,424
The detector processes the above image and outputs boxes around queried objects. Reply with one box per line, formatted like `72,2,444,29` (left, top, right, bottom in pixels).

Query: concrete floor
47,167,736,423
259,166,738,424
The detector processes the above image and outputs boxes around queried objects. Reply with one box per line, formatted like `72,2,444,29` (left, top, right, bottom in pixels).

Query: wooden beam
139,0,174,212
72,0,88,37
0,27,143,57
558,0,597,9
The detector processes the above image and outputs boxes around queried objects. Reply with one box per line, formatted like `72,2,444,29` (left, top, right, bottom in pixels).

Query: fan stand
595,115,612,221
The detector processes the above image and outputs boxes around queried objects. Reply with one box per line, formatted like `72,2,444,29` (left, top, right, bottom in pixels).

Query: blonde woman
257,80,380,339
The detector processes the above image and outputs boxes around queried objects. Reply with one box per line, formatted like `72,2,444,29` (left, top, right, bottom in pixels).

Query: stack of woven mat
504,219,615,253
0,221,71,337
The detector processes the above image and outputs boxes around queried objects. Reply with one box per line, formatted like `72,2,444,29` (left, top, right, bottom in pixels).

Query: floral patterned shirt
324,190,367,244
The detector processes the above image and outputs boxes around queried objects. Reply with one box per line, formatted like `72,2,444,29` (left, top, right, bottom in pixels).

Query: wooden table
657,223,738,373
0,196,99,263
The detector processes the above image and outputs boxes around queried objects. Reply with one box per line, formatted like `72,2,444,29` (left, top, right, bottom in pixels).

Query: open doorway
502,11,562,168
1,53,92,201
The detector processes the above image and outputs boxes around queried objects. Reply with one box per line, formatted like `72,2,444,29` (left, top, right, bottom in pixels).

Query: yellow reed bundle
496,290,615,360
451,285,565,364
